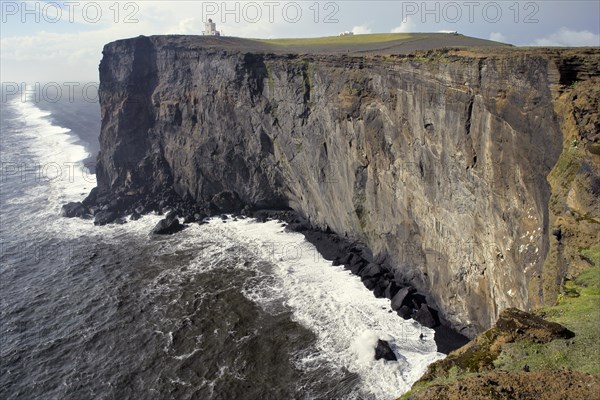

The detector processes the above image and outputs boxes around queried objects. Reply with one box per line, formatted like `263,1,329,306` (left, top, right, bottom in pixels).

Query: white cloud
531,28,600,47
351,25,372,35
489,32,507,43
0,2,282,82
3,1,599,83
391,17,416,33
175,17,203,34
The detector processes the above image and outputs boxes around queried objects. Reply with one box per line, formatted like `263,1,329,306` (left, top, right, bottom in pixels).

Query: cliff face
92,36,599,337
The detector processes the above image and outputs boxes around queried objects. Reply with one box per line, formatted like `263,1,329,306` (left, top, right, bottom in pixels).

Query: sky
1,0,599,83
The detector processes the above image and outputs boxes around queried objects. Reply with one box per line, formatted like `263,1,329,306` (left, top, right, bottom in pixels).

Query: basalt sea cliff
81,35,599,339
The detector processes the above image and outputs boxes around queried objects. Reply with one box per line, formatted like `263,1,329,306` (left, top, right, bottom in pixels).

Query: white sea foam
42,209,444,398
83,216,445,398
8,97,444,398
7,98,95,230
5,97,171,241
195,218,445,399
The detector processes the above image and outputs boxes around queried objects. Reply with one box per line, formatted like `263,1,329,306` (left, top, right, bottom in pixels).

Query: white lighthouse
202,19,220,36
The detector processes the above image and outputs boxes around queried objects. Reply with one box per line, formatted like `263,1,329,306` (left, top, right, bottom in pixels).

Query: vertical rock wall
93,36,598,337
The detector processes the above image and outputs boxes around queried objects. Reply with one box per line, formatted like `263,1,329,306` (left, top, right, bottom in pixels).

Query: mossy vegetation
496,266,600,375
548,147,580,198
342,82,360,97
265,62,275,95
264,62,280,119
580,245,600,267
303,59,314,86
402,366,476,398
301,59,315,108
401,267,600,399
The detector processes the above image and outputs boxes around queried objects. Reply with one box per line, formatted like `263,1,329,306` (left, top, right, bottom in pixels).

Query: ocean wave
4,98,95,230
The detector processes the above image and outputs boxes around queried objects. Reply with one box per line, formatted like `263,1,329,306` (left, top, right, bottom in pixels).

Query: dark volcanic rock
373,280,388,299
82,187,98,207
360,263,385,279
384,281,401,300
337,253,353,267
299,229,351,261
153,217,182,235
433,324,470,355
211,191,244,213
62,202,89,218
363,278,378,290
374,339,397,361
349,256,368,275
195,213,207,221
408,293,428,310
104,195,136,213
94,210,119,226
391,286,416,311
397,305,413,319
494,308,574,341
414,304,440,328
165,209,177,220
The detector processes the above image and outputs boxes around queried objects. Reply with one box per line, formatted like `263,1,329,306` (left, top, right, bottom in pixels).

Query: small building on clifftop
202,19,220,36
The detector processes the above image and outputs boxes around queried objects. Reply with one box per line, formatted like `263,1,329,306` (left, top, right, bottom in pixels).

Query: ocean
0,89,444,400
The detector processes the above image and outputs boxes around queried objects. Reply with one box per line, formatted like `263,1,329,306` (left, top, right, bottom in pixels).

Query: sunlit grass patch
257,33,414,47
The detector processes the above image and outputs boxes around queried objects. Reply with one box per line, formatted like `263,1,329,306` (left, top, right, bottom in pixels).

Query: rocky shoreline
62,190,469,354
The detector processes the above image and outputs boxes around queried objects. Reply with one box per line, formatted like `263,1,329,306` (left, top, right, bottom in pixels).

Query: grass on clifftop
496,261,600,375
401,262,600,399
258,33,413,47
